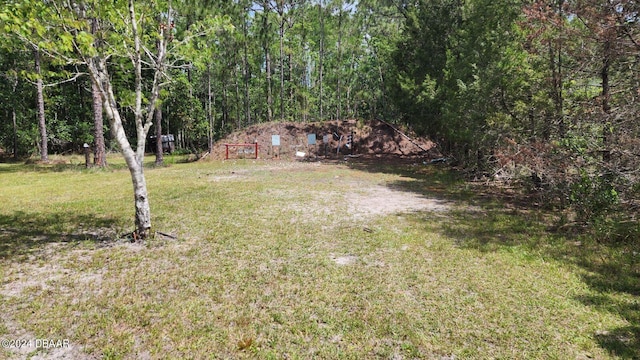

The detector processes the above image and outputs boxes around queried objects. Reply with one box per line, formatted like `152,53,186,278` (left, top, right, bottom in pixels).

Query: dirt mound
209,119,440,160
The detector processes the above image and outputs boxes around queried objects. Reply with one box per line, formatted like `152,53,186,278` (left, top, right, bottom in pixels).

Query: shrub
569,170,619,224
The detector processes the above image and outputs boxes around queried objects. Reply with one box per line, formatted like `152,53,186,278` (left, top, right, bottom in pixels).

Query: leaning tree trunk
111,106,151,238
90,17,107,167
84,0,171,239
88,56,152,239
110,96,151,238
110,100,151,238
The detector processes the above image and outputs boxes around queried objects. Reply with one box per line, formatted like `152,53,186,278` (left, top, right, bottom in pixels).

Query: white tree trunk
87,56,152,239
132,165,151,238
81,0,169,239
107,93,152,238
5,0,180,240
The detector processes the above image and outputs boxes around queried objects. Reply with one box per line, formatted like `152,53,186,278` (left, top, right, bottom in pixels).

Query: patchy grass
0,155,638,359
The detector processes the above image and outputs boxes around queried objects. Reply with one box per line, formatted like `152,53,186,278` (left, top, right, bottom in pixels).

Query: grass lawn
0,154,638,359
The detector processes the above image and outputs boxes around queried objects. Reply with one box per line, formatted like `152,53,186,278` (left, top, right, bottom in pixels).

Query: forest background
0,0,639,238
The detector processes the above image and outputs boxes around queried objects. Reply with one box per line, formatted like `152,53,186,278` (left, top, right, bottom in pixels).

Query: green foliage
164,75,207,147
0,0,408,155
0,48,36,156
388,0,526,157
388,0,459,135
570,171,620,224
558,128,596,156
0,0,636,245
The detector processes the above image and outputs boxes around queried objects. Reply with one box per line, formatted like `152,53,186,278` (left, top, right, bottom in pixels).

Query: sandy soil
348,185,450,219
0,259,100,360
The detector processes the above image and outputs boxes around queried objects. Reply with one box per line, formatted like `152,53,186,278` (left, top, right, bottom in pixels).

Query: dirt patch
330,254,357,265
1,260,68,298
1,287,97,360
348,185,450,219
259,162,451,223
0,244,105,360
209,119,440,161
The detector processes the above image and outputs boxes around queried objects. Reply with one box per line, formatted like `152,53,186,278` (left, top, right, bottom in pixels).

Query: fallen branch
198,151,210,160
156,231,178,240
376,118,430,153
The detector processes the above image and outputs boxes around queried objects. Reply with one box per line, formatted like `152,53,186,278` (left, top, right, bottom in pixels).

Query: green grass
0,155,638,359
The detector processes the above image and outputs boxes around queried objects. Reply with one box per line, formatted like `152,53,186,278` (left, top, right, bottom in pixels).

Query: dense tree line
0,0,402,159
392,0,639,236
1,0,639,236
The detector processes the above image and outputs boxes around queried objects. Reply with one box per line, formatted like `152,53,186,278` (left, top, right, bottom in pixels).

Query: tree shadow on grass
0,159,186,174
0,159,138,174
0,211,120,261
0,163,96,174
345,158,640,359
418,194,638,358
574,247,640,359
439,208,640,358
345,157,541,211
578,291,640,358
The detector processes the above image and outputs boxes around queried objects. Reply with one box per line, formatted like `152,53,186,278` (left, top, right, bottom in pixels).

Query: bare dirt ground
214,160,453,225
348,184,450,219
209,119,440,161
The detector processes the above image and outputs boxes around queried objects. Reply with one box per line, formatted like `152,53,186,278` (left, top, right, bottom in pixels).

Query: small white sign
272,135,280,146
323,135,329,144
